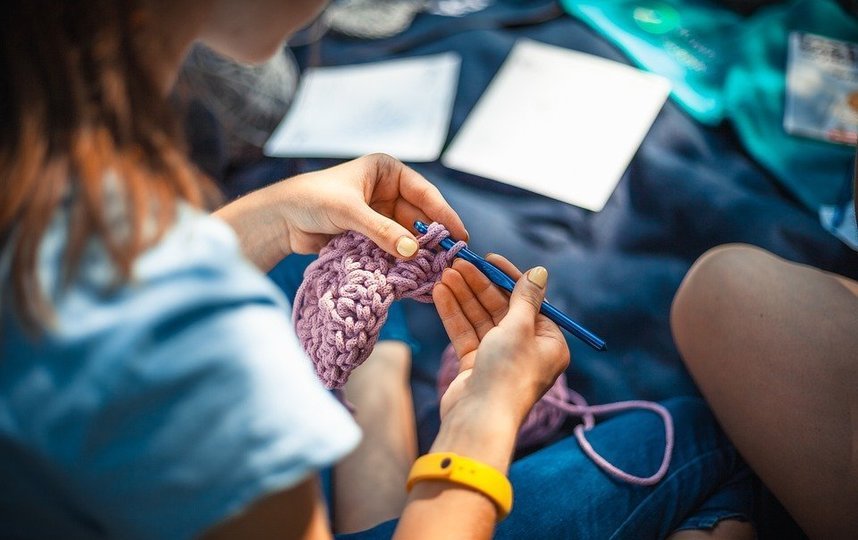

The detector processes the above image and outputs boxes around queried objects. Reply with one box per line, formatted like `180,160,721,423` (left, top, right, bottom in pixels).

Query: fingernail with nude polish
527,266,548,289
396,236,418,257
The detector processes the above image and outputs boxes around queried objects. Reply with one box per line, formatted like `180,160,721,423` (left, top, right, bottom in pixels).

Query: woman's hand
432,255,570,427
214,154,468,271
390,256,569,537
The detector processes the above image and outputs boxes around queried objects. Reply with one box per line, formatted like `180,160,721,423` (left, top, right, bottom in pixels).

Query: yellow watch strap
406,452,513,521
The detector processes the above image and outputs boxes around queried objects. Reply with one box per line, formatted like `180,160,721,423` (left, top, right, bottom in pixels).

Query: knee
670,244,774,364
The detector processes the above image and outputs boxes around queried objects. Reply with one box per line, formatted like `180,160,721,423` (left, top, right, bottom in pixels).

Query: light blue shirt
0,205,360,539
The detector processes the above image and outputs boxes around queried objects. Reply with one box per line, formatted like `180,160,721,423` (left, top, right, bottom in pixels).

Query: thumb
349,205,420,259
504,266,548,328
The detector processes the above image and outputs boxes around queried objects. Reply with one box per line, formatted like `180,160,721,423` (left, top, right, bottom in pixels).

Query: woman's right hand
432,254,570,429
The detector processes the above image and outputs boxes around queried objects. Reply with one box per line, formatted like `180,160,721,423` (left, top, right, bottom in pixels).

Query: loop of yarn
438,344,675,486
293,223,465,389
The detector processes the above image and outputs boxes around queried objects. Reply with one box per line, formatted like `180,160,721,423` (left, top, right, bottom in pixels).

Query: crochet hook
414,221,607,352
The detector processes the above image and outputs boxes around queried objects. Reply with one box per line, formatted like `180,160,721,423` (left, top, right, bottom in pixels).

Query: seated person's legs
500,397,753,540
336,341,417,534
671,244,858,537
336,397,755,540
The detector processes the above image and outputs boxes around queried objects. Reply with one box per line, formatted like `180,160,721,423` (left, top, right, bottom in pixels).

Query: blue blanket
229,0,858,485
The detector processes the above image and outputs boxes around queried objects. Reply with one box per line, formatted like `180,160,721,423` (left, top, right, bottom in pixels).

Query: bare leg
671,244,858,538
334,341,418,533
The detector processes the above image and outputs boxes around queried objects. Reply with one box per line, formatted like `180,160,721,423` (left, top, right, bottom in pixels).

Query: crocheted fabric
293,222,465,389
293,222,676,486
438,343,675,486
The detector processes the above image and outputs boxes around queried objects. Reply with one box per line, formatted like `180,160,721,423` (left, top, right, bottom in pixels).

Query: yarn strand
544,395,674,486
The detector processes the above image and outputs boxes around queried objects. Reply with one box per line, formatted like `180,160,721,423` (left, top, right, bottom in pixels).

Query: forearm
393,396,520,540
213,185,292,272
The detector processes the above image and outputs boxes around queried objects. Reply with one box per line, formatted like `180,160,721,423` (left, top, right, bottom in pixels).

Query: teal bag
724,0,858,212
560,0,743,125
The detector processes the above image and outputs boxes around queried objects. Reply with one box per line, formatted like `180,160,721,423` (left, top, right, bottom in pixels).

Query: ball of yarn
293,223,465,389
437,344,569,448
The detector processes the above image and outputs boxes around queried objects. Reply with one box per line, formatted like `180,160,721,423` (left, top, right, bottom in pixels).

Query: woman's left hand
215,154,468,271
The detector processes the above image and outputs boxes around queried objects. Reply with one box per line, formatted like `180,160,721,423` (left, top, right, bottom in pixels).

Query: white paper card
442,40,671,211
265,53,460,162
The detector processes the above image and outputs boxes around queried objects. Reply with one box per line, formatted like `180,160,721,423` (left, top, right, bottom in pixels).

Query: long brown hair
1,1,215,329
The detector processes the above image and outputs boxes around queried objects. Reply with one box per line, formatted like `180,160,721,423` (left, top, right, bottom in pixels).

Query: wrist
431,394,521,473
214,185,293,271
462,374,541,430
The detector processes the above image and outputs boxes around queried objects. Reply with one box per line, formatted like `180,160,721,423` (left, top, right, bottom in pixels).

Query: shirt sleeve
47,208,360,540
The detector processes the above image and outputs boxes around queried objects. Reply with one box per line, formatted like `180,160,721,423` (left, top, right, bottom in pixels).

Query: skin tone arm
203,256,569,539
146,1,470,271
213,153,468,272
395,256,569,538
671,244,858,538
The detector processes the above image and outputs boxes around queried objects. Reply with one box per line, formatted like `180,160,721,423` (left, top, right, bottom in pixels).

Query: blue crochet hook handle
414,221,607,352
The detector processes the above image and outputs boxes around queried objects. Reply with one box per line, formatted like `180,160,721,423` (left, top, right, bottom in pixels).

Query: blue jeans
268,253,416,348
338,397,754,539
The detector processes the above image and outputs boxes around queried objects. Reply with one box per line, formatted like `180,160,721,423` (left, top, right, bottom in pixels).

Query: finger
452,259,510,324
395,165,469,241
441,264,496,339
345,205,421,259
393,198,471,244
503,266,549,330
392,198,432,236
485,253,523,280
486,254,560,329
433,278,480,359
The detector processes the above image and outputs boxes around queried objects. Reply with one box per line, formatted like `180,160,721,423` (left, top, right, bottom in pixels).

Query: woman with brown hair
0,1,758,539
0,1,570,537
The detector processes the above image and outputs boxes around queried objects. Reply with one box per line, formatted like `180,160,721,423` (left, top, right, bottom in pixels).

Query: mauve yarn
293,222,464,389
293,222,674,486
